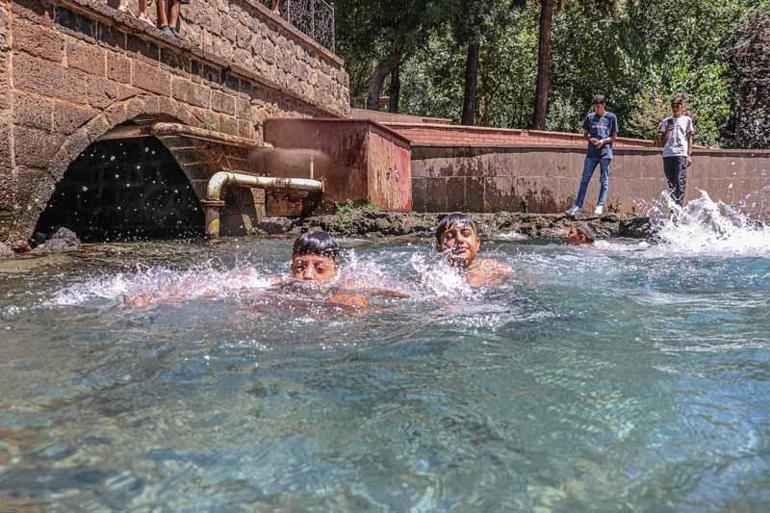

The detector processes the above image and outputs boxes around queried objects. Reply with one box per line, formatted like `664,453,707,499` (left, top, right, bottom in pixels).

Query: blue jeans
574,157,611,208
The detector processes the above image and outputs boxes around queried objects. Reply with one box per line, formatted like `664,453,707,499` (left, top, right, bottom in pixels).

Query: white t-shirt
658,115,695,158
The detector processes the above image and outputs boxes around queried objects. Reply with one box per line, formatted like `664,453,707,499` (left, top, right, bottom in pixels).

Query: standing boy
658,94,695,206
565,94,619,216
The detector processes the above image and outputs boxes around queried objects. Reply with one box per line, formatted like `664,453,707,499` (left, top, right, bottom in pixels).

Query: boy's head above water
291,231,340,283
566,223,596,245
435,213,481,267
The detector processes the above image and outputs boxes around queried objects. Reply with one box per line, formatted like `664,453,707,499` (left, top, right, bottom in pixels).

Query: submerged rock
31,227,82,254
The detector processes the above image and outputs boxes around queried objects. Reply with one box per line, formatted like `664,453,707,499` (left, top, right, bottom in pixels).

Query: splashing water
49,263,275,307
648,190,770,256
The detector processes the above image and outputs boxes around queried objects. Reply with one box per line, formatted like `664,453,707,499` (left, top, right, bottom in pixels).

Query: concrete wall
386,124,770,214
264,119,412,212
0,0,350,241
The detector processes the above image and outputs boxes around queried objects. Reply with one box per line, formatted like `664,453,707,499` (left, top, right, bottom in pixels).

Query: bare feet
117,0,131,13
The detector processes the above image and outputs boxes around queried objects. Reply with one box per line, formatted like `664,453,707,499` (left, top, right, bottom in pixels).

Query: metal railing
275,0,335,52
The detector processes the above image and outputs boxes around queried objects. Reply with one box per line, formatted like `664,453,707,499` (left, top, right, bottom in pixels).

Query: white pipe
204,171,324,237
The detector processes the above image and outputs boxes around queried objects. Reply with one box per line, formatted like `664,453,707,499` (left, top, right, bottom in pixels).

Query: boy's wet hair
435,213,479,244
575,222,596,243
292,231,340,259
592,93,606,105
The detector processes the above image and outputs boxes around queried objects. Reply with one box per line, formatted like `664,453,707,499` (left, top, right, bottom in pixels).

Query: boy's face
290,253,338,283
671,102,682,115
437,223,481,267
593,101,606,114
566,227,589,245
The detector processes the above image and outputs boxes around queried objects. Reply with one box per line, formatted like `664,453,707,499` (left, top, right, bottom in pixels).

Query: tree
723,8,770,148
531,0,555,129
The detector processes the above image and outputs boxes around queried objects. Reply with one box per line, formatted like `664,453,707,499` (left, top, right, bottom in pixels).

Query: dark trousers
663,156,687,206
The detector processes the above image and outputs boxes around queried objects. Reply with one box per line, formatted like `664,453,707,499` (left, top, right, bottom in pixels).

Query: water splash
648,190,770,256
48,264,274,307
409,253,473,297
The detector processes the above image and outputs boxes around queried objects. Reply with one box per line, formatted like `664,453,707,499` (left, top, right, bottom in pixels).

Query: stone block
14,91,54,130
14,126,64,168
14,165,56,215
97,24,126,51
172,78,210,108
160,47,190,73
14,52,88,104
211,90,236,115
66,40,105,76
132,61,171,96
0,53,11,111
13,17,65,62
54,6,95,40
126,34,160,62
218,114,238,135
107,54,131,83
446,177,466,211
11,0,54,26
0,6,9,50
54,102,98,134
88,78,138,109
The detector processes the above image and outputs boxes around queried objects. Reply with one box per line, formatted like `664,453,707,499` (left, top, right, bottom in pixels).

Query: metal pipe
204,171,324,238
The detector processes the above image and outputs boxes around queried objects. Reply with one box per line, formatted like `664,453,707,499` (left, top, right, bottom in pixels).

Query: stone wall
0,0,349,241
264,119,412,212
409,145,770,214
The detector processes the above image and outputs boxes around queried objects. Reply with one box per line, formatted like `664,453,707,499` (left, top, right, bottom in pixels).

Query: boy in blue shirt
565,94,619,216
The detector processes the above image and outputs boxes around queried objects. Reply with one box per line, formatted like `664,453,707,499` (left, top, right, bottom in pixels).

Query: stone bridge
0,0,351,241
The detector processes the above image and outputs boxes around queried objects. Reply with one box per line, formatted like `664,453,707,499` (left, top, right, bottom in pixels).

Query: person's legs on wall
675,156,687,206
663,157,679,206
595,158,611,213
575,157,599,210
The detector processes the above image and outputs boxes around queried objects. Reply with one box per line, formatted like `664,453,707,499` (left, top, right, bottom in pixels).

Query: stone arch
30,97,213,241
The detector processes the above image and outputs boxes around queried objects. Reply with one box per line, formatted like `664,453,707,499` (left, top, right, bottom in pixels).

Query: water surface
1,197,769,512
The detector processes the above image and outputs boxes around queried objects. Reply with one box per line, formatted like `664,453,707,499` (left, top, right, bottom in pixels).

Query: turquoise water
1,200,770,512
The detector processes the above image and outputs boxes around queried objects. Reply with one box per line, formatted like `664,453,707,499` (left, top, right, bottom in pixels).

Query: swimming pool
1,198,769,512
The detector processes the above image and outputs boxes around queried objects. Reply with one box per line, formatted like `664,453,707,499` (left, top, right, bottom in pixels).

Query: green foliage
335,0,768,148
334,200,377,216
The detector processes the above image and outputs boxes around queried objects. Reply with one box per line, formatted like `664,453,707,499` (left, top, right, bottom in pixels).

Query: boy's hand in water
328,293,369,309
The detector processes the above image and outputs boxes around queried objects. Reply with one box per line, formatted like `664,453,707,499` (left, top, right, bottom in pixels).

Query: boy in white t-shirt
658,94,695,206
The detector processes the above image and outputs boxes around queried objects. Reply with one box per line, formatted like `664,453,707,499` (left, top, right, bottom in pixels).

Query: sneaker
564,205,581,216
161,25,175,37
171,27,181,38
594,205,604,215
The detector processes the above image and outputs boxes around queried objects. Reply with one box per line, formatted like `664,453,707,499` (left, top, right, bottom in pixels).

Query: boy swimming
286,231,369,308
565,223,596,245
123,231,372,309
434,213,513,288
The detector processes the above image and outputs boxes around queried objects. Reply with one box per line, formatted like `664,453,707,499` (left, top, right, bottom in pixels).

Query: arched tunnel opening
35,136,204,242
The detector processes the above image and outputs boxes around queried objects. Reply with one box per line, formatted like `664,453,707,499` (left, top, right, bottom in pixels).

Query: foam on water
649,190,770,256
49,263,275,307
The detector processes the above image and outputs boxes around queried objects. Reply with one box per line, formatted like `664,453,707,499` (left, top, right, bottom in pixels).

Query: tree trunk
366,62,392,111
531,0,554,130
366,48,402,111
461,39,480,126
388,63,401,113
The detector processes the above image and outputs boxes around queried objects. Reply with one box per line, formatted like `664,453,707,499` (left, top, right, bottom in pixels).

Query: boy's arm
687,130,694,167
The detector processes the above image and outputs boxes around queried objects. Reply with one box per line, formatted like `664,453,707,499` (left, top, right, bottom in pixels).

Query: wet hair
574,222,596,243
591,93,606,105
435,213,479,244
292,231,340,260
